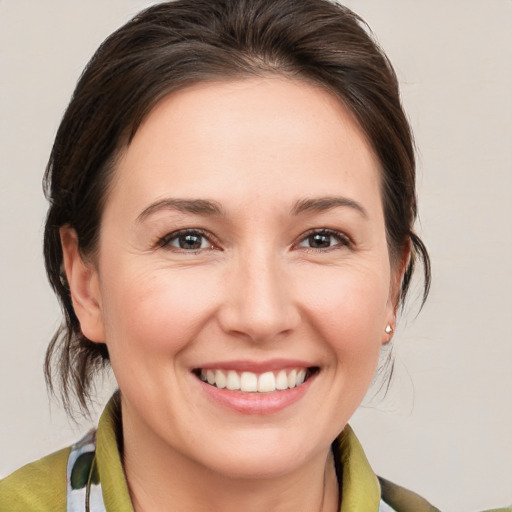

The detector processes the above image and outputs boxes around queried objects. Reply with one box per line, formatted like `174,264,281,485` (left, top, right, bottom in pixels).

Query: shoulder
378,477,512,512
0,446,70,512
378,476,441,512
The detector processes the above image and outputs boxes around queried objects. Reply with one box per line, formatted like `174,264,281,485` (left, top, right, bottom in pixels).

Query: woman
0,1,507,511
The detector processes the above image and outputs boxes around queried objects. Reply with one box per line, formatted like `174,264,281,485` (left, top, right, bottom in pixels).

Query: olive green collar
335,425,381,511
95,395,134,512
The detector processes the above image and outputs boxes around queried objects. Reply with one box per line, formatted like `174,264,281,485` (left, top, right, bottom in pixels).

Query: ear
382,240,411,345
60,226,105,343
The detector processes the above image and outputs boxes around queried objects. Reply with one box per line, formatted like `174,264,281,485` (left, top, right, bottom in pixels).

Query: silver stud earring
385,325,393,334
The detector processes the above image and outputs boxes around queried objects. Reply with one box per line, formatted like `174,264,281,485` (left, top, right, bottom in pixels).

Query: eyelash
157,228,351,253
295,228,352,252
157,229,217,253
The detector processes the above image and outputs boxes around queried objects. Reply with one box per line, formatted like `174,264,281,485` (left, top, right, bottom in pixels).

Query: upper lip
193,359,317,373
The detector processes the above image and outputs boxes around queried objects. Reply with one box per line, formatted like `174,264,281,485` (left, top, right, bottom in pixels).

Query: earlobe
382,323,394,345
60,226,105,343
383,241,411,345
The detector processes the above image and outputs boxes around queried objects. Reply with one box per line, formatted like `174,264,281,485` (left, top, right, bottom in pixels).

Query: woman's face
68,78,402,479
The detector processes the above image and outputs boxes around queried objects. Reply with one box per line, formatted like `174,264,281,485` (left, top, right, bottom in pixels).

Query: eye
297,229,350,250
159,229,215,252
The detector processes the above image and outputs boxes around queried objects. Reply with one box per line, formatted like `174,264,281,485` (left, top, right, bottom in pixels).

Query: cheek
296,263,389,357
99,265,221,358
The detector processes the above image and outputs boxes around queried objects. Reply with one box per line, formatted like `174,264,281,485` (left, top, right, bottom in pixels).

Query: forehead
107,77,382,218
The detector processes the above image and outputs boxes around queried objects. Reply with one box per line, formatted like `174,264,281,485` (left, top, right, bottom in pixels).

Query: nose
217,248,301,343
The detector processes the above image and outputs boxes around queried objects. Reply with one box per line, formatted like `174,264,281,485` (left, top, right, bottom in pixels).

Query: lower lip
196,373,317,415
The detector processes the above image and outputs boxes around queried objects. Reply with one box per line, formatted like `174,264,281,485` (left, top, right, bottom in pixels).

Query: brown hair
43,0,430,414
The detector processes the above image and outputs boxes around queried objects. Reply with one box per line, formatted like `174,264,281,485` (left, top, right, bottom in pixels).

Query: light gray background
1,1,511,511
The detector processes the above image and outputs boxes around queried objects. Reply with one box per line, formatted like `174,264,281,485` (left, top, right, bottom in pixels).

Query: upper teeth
199,368,308,392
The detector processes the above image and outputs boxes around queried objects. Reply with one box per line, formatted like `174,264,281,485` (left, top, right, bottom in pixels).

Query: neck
121,407,339,512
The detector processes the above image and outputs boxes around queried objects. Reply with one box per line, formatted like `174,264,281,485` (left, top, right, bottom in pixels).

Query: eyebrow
291,196,368,218
136,195,367,222
136,198,225,222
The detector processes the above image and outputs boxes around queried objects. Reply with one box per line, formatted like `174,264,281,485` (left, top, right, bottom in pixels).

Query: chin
201,446,314,480
185,427,332,480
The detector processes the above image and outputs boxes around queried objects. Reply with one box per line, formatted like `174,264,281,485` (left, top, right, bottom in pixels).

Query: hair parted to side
43,0,431,415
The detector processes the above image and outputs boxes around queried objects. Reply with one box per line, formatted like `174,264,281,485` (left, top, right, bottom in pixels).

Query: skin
61,77,405,512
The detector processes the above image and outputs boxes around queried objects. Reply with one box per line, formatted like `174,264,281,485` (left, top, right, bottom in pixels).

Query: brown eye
297,229,349,250
308,233,332,249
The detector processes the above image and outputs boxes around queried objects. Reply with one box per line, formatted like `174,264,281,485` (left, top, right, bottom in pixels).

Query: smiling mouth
194,367,319,393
